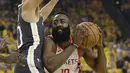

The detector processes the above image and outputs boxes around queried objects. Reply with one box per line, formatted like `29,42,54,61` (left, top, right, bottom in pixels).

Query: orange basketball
75,22,101,49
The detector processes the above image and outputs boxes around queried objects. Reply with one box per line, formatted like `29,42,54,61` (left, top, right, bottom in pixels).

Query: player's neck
58,41,70,49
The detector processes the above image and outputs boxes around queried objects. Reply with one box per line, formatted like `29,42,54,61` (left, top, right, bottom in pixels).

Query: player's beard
52,26,70,44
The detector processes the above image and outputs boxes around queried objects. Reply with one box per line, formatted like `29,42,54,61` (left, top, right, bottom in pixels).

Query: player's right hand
72,26,84,48
5,52,26,67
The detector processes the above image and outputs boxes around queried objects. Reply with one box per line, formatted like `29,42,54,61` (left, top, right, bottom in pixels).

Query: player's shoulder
45,35,57,49
45,35,55,44
45,35,53,40
46,35,53,38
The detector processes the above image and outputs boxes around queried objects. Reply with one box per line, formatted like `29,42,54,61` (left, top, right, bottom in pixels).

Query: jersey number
61,69,70,73
17,26,23,48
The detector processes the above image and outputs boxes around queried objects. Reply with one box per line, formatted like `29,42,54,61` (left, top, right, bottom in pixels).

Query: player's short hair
53,12,71,25
54,12,69,18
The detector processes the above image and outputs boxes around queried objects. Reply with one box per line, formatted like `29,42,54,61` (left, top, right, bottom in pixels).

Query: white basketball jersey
54,45,81,73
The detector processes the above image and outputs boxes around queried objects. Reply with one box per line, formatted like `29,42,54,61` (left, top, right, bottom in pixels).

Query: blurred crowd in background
0,0,130,73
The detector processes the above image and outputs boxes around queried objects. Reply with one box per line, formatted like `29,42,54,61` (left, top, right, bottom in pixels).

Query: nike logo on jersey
57,48,62,52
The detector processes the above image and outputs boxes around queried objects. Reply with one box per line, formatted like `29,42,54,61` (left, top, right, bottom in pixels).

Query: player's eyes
61,21,65,24
60,19,66,24
54,20,58,25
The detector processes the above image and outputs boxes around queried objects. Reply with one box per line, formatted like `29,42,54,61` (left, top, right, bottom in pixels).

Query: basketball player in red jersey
16,0,59,73
43,13,107,73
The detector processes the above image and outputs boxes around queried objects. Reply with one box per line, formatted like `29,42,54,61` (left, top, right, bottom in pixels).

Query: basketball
75,22,101,49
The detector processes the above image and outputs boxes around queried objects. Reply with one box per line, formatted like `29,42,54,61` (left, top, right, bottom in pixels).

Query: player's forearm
44,45,76,73
23,0,43,10
95,47,107,73
0,55,7,62
40,0,58,21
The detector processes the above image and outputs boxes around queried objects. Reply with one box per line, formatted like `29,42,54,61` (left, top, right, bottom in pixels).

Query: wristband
64,43,78,49
71,43,78,48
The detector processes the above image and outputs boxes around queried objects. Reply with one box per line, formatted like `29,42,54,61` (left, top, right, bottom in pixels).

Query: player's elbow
43,57,57,73
45,66,57,73
44,62,58,73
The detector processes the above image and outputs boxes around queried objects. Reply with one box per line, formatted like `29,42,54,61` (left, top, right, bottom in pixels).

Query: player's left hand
96,33,103,50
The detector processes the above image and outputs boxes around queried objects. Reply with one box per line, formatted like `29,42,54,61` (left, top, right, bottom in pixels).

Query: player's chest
56,46,80,66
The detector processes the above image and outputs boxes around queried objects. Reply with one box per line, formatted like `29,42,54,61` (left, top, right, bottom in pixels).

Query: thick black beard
52,26,70,44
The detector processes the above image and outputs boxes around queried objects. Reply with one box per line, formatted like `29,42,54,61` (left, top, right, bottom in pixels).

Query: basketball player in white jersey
16,0,59,73
43,13,107,73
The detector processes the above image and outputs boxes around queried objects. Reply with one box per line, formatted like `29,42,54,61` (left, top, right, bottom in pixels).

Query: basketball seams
89,23,100,44
91,23,102,44
85,22,96,46
81,25,88,48
74,22,101,49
